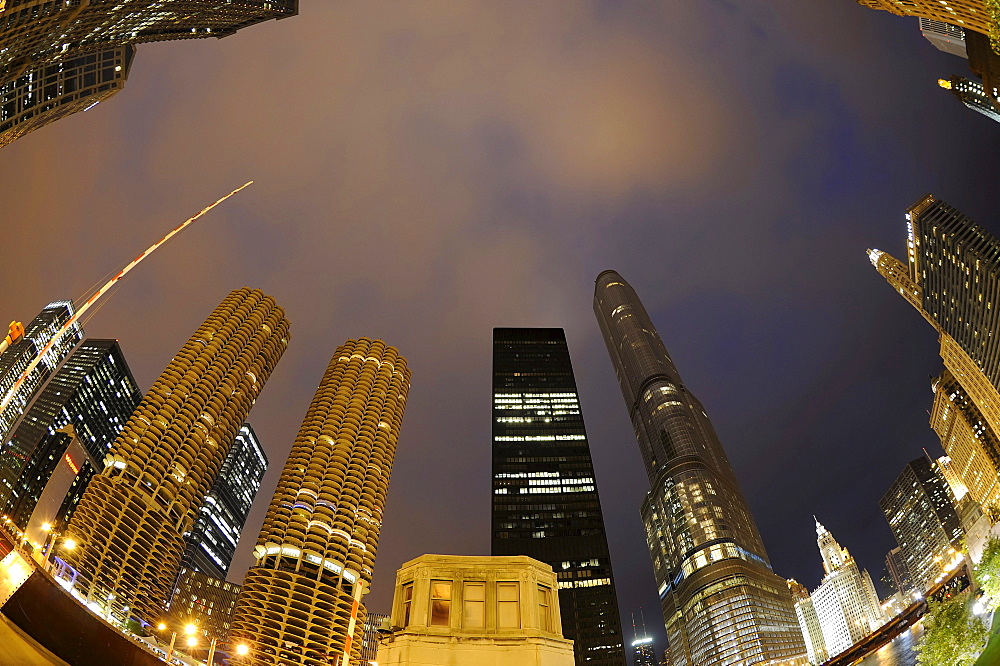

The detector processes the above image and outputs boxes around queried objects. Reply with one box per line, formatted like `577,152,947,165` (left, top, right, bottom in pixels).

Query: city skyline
2,2,1000,660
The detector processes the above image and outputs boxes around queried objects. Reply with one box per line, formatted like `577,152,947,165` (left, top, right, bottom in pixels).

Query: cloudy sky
3,1,1000,658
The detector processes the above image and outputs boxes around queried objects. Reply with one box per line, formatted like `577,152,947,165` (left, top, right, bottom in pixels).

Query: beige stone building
376,554,575,666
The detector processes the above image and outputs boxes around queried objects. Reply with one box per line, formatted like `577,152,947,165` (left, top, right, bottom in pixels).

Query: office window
463,582,485,628
498,582,520,628
538,585,551,631
430,580,452,626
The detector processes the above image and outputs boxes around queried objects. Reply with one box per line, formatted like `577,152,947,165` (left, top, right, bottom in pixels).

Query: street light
158,621,199,663
235,644,249,656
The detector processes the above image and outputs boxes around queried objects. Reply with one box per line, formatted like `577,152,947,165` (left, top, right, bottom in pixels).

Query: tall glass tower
491,327,626,666
594,271,806,666
230,338,411,666
63,288,290,624
179,423,267,579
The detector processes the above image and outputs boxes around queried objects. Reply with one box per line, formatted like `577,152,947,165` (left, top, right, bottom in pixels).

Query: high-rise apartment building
787,580,827,666
594,271,807,666
179,423,267,580
0,301,82,447
0,339,141,535
491,327,626,666
871,195,1000,512
0,46,133,148
0,1,298,83
855,0,996,46
880,457,965,592
809,521,884,658
230,338,410,666
62,288,290,624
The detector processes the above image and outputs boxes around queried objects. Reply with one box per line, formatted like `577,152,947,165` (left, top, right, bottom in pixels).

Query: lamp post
40,524,76,570
158,621,197,663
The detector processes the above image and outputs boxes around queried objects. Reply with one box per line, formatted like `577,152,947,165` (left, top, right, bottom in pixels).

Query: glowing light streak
0,182,253,418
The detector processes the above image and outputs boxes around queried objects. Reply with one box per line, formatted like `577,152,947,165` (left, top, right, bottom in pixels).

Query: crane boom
0,181,253,416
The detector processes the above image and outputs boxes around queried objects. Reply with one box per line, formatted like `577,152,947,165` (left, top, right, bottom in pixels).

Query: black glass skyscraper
0,339,141,531
491,327,626,666
594,271,806,666
179,423,267,579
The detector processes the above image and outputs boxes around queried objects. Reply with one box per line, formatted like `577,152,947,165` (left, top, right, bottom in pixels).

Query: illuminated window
463,582,485,628
430,580,452,626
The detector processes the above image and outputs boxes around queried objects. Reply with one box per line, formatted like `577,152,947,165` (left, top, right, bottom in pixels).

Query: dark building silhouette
0,339,140,533
179,423,266,580
594,271,806,666
491,327,626,666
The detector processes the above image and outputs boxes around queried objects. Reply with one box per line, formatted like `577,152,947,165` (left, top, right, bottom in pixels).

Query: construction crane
0,181,254,416
0,321,25,355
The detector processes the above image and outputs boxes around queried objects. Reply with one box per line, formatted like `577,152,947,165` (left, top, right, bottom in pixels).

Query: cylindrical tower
230,338,410,666
594,271,806,666
63,288,290,624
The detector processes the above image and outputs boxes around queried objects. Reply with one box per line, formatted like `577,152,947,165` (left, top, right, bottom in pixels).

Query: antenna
0,182,253,418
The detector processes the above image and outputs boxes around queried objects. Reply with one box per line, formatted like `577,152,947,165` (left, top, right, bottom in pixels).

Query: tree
916,595,988,666
977,536,1000,608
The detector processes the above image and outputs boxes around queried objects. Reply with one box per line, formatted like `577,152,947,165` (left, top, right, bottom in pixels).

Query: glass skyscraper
0,339,141,531
491,327,626,666
594,271,806,666
0,300,83,448
179,423,267,579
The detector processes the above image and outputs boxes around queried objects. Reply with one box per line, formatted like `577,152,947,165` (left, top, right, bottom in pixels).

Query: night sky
3,2,1000,661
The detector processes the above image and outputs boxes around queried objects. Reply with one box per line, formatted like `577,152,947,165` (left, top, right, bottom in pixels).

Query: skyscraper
179,423,267,580
871,195,1000,512
854,0,996,46
787,580,827,666
0,46,133,148
880,457,965,592
809,520,884,658
0,1,298,82
594,271,807,666
919,18,968,57
491,327,626,666
0,339,141,535
939,75,1000,123
0,301,83,447
230,338,410,666
62,288,290,624
884,547,913,595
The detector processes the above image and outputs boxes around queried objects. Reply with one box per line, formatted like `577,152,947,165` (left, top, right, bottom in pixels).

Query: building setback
0,300,82,449
880,457,965,592
491,327,626,666
0,339,141,538
0,46,133,148
594,271,806,666
230,338,410,666
870,195,1000,513
62,288,290,624
179,423,267,580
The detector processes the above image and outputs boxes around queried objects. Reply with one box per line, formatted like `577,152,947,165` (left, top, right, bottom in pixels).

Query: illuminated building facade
0,339,141,535
62,288,290,624
359,612,388,663
230,338,410,666
0,1,298,83
632,636,658,666
884,548,913,595
179,423,267,580
0,46,132,148
376,554,575,666
0,301,82,448
491,327,626,666
787,580,827,666
809,521,884,658
870,195,1000,512
854,0,997,46
167,566,242,645
594,271,807,666
939,75,1000,122
880,457,965,592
